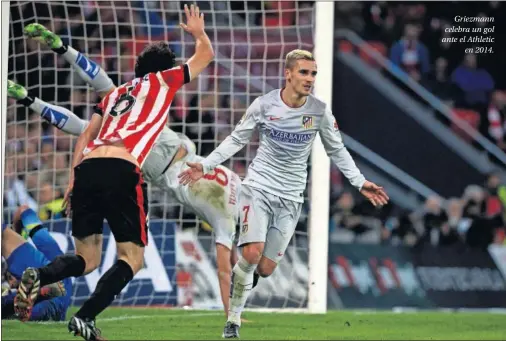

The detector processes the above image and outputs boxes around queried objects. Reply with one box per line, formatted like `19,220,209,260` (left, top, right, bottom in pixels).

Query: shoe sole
24,25,61,49
14,269,40,321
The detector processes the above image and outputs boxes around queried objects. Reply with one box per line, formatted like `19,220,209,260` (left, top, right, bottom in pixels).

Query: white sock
30,98,88,136
63,46,115,94
228,257,257,326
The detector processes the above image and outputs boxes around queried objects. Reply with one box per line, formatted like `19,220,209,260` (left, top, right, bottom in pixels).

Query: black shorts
71,158,149,246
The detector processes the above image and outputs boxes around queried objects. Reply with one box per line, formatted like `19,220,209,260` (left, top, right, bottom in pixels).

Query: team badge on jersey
302,115,313,129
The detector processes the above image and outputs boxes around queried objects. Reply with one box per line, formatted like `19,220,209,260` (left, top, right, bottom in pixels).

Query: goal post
1,1,10,217
308,1,334,314
4,1,333,313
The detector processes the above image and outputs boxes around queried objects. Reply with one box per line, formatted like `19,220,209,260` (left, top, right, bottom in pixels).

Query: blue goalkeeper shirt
4,227,72,321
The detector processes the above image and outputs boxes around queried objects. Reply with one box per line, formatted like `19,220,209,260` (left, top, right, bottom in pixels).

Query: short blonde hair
285,49,314,69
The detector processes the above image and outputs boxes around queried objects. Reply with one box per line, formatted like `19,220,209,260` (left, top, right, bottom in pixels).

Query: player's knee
257,267,273,278
241,243,263,264
13,205,30,220
257,258,277,278
79,253,101,275
117,243,144,274
119,256,143,275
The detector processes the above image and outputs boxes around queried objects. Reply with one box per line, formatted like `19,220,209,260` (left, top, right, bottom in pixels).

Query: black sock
28,224,44,239
38,254,86,287
52,44,68,55
18,95,35,107
75,260,134,320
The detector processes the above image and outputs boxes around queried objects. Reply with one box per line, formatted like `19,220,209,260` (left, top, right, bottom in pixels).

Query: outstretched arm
178,98,260,185
157,4,214,91
319,106,389,207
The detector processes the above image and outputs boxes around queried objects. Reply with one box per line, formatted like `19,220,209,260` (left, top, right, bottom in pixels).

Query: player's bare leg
24,23,114,98
73,236,105,275
1,228,27,260
15,234,102,323
256,256,277,278
230,244,239,267
249,255,277,293
216,243,232,318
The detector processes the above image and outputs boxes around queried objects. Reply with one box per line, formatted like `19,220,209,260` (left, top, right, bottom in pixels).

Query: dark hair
134,42,176,78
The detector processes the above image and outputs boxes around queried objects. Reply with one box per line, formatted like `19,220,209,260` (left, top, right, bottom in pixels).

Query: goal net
4,1,316,311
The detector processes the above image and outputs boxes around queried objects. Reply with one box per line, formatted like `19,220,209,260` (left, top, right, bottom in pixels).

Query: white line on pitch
32,312,222,325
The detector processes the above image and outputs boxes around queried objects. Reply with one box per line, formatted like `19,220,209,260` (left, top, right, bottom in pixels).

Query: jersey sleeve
93,100,105,117
159,64,191,90
201,98,261,174
319,105,366,191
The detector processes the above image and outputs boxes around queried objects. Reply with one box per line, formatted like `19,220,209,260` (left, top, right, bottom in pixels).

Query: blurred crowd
329,172,506,249
330,1,506,248
337,1,506,152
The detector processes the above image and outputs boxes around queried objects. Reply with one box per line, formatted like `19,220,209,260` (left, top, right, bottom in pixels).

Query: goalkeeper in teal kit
2,206,71,321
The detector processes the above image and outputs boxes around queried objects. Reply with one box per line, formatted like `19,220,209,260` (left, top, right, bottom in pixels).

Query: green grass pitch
3,308,506,340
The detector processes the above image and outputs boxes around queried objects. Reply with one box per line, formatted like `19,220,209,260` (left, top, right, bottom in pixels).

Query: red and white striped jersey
84,64,190,166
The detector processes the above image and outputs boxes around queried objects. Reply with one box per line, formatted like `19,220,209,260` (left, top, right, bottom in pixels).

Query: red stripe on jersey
85,67,186,165
126,83,177,165
128,74,161,133
135,88,177,165
98,87,127,140
134,167,147,246
103,81,144,140
96,95,112,139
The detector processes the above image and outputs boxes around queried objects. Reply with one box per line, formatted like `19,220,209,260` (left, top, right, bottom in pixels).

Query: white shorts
181,164,241,250
155,154,241,250
238,184,302,263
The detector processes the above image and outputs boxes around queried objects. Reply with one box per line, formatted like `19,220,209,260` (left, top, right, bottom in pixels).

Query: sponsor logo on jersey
269,129,314,144
268,116,281,121
302,115,313,129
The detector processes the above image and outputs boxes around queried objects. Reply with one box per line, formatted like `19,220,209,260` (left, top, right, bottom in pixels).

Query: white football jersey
201,89,366,203
144,128,241,247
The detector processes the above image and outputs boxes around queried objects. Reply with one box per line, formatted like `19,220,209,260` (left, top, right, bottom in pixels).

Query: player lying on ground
9,20,239,319
15,5,213,340
179,49,390,338
2,205,71,322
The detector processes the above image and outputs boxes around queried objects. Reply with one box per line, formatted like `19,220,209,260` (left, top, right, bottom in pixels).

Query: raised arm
319,106,389,207
180,4,214,82
156,4,213,92
178,98,260,185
